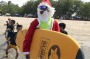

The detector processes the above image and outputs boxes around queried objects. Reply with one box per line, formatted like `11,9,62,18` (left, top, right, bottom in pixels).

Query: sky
0,0,90,7
0,0,29,7
82,0,90,2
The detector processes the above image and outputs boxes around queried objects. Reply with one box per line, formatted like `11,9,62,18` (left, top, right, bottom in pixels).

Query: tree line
0,0,90,20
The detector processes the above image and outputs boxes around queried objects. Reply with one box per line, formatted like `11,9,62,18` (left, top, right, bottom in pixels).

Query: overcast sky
0,0,90,7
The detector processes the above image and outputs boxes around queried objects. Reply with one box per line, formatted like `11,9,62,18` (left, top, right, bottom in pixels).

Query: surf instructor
23,0,60,59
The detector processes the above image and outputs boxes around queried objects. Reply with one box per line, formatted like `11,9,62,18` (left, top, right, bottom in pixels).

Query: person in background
4,19,16,48
4,18,11,37
4,19,15,38
59,23,68,35
5,24,23,59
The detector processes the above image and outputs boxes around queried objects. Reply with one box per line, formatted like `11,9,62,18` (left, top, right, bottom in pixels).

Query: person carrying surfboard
23,0,60,59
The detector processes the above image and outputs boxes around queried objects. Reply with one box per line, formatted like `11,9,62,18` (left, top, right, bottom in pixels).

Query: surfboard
16,29,27,51
16,29,84,59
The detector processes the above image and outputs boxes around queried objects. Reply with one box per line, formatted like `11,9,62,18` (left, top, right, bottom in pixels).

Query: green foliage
20,1,40,17
0,1,20,16
77,2,90,20
0,0,90,20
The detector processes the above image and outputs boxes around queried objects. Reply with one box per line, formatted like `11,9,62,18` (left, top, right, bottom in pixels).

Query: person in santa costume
23,0,60,59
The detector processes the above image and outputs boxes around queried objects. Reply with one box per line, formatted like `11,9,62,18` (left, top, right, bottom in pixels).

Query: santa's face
39,5,48,14
37,2,55,22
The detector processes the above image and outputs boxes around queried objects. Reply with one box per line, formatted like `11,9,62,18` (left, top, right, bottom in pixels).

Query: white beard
37,2,55,22
37,10,50,22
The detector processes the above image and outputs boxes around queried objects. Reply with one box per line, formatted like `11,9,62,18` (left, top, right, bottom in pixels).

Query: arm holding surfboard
23,0,60,59
23,19,60,59
23,19,38,54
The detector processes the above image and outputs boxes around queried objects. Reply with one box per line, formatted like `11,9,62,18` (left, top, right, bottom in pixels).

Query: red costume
23,19,60,53
23,0,60,55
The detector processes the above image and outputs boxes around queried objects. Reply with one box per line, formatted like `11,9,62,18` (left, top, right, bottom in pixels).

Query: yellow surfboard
16,29,84,59
16,29,27,51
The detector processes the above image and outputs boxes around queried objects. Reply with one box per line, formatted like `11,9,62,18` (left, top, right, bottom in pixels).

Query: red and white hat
42,0,52,6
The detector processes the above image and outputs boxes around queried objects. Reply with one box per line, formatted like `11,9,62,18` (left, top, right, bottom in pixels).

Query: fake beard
37,2,55,22
37,10,50,22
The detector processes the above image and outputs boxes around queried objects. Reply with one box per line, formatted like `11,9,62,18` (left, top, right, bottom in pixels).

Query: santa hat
42,0,52,6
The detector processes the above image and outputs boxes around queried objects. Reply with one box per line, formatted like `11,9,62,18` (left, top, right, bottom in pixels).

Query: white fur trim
37,18,40,28
23,52,30,54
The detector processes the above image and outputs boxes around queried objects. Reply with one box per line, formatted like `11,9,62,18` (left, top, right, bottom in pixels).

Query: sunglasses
39,5,48,11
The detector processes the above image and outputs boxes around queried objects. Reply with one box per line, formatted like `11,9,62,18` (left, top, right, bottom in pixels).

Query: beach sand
0,16,90,59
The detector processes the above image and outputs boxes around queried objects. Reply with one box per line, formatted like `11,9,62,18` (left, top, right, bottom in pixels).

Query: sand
0,16,90,59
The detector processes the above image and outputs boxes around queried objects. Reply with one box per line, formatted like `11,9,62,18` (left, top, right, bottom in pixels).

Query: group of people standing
3,18,23,59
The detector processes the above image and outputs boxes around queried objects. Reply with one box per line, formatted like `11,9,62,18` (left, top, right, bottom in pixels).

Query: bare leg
6,40,9,47
5,46,10,58
26,54,30,59
15,47,19,59
0,46,10,59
